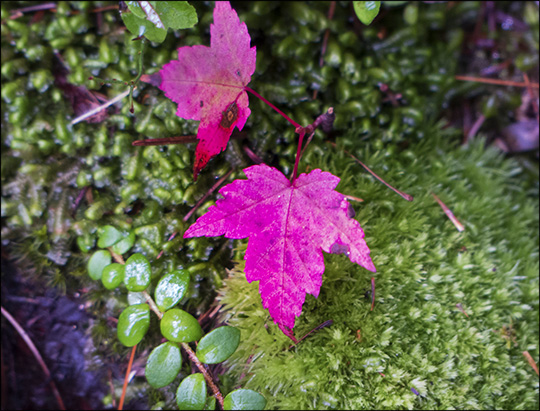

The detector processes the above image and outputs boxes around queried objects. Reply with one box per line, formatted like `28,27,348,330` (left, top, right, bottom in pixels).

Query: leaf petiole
244,86,300,128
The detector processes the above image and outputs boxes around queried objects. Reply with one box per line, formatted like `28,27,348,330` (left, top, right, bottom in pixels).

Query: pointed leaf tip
185,165,375,335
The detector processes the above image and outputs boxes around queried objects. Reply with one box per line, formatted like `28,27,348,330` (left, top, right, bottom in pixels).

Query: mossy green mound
218,136,539,410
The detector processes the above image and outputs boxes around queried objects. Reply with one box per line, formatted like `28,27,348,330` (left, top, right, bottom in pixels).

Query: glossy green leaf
196,326,240,364
160,308,202,343
154,270,190,311
117,303,150,347
111,231,136,255
127,291,146,305
223,389,267,411
101,263,125,290
204,396,216,411
122,9,167,42
87,250,111,280
124,253,151,291
145,341,182,388
97,225,123,248
121,1,197,43
353,1,381,25
176,373,206,410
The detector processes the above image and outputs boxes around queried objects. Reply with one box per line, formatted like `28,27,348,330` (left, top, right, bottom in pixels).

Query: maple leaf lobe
159,1,256,178
184,164,375,334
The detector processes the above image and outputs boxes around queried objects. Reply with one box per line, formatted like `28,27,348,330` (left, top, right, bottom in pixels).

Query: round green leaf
124,253,151,291
196,326,240,364
154,270,190,311
223,389,267,411
121,10,167,43
156,2,198,30
176,373,206,410
111,231,135,255
204,396,216,411
117,303,150,347
160,308,202,343
101,263,125,290
353,1,381,25
145,342,182,388
87,250,111,280
127,291,146,305
97,225,123,248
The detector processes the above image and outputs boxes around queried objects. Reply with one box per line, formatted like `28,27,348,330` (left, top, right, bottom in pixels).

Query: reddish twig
1,306,66,410
117,345,137,411
466,114,486,142
328,142,413,201
523,73,539,123
288,320,334,349
455,75,539,89
294,108,335,178
522,351,539,376
243,145,264,164
132,135,197,146
157,169,234,259
184,169,234,222
245,87,300,128
291,128,306,182
9,2,56,19
432,193,465,232
456,303,470,318
72,186,90,217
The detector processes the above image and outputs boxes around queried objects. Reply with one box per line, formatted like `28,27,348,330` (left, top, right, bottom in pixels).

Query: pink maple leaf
159,1,256,179
184,164,376,338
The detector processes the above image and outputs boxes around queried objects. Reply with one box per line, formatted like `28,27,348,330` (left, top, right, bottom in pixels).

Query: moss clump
218,135,539,410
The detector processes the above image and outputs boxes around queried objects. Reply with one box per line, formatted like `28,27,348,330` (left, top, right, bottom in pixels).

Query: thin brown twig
1,306,66,410
455,75,539,89
181,343,225,409
287,320,334,349
456,303,470,318
132,135,197,146
142,291,163,319
9,2,56,18
328,142,413,201
109,248,125,265
432,193,465,232
184,169,234,223
157,169,234,259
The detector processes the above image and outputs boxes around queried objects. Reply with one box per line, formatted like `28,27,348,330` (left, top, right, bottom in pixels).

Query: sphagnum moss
217,137,539,410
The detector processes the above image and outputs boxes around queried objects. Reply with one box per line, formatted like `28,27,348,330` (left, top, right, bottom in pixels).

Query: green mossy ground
219,135,539,410
1,1,538,409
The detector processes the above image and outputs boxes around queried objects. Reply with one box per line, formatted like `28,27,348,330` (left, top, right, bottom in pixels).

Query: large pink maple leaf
184,164,376,338
159,1,256,179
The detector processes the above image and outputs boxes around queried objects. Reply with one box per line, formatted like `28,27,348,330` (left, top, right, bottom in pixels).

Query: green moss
218,136,539,410
1,1,538,409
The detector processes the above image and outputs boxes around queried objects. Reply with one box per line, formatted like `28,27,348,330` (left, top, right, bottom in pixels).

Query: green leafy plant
353,1,381,25
86,223,266,410
120,1,198,43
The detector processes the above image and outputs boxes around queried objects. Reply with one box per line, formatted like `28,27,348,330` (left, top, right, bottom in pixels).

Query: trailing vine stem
110,253,226,409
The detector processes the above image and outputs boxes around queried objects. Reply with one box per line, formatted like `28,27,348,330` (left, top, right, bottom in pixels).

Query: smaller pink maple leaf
159,1,256,179
184,164,376,339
